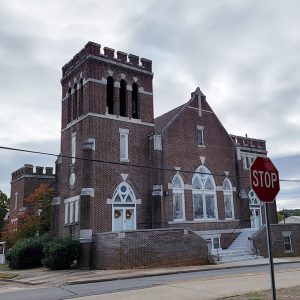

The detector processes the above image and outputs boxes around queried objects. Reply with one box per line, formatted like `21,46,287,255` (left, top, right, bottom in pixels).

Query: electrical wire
1,145,300,182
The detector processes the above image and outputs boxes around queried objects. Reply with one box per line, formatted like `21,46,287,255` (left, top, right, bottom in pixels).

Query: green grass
0,272,18,279
0,264,9,271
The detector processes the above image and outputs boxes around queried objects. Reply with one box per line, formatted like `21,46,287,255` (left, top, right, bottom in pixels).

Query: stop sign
250,157,280,203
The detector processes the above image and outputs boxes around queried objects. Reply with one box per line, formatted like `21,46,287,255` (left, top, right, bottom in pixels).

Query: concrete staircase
211,228,261,264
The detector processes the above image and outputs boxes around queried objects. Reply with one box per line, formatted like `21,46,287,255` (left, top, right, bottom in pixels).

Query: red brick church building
51,41,277,252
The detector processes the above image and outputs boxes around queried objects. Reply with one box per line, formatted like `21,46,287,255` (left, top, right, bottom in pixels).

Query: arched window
132,82,139,119
79,78,83,116
192,166,217,220
172,174,185,220
67,87,72,124
73,84,78,120
223,178,234,219
120,79,127,117
107,76,114,114
112,181,136,203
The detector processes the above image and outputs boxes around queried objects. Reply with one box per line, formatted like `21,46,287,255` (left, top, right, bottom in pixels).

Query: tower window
73,84,78,120
107,76,114,114
132,82,139,119
198,126,205,146
79,79,83,116
119,128,129,161
67,88,72,123
120,80,127,117
71,132,76,164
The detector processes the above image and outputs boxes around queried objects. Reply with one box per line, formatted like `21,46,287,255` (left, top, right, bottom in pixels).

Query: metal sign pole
265,203,276,300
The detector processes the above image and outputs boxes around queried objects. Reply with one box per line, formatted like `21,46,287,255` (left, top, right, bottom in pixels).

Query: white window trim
14,192,18,210
119,128,129,162
71,132,76,164
193,191,218,221
192,166,218,221
223,179,235,220
282,232,293,253
64,195,80,225
197,126,205,147
172,174,186,221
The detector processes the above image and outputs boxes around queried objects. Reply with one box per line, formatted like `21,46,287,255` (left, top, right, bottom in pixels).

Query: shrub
6,234,51,269
42,237,81,270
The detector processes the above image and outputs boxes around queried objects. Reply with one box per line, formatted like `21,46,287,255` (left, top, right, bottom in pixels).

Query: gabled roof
154,103,187,134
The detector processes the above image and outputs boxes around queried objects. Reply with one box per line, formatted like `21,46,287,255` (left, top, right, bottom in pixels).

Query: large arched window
107,76,114,114
172,174,185,221
132,82,139,119
120,79,127,117
73,83,78,120
79,78,83,116
192,166,217,220
67,87,72,124
112,181,136,203
223,178,234,219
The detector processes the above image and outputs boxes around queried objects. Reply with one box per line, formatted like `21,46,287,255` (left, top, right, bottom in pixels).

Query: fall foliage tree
1,184,53,248
0,190,9,233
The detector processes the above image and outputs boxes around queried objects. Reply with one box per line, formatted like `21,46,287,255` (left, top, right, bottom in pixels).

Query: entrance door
250,208,262,228
113,207,136,231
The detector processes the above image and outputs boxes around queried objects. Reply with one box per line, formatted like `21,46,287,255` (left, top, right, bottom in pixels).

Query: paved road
0,263,300,300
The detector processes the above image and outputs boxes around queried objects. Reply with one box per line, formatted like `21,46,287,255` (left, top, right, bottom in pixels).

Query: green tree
0,190,9,231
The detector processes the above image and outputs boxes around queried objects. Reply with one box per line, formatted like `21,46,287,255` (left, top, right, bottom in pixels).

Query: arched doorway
111,181,137,231
248,189,262,228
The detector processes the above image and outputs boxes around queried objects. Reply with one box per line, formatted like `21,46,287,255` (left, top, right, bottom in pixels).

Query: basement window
282,232,293,253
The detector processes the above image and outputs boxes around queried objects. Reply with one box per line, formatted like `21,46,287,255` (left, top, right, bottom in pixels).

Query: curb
64,259,300,286
4,259,300,287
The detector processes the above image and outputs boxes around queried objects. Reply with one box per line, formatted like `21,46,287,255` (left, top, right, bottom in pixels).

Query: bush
42,237,81,270
6,234,51,269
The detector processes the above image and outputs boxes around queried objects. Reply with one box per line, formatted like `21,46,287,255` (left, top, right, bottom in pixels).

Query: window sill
284,250,293,254
64,222,79,226
198,145,205,148
120,159,130,162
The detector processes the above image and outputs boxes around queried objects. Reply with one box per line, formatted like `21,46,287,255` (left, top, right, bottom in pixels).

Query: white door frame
250,207,262,228
112,205,136,231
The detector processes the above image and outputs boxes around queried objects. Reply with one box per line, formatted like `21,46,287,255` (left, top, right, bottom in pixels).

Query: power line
0,145,300,183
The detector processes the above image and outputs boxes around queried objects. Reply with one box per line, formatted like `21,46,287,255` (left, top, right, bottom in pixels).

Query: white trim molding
81,188,95,197
51,197,61,206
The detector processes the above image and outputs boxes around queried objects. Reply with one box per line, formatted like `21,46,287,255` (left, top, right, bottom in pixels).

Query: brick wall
10,165,55,222
251,224,300,257
93,228,208,269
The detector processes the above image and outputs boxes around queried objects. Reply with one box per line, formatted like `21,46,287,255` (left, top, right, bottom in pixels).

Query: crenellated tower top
62,41,152,78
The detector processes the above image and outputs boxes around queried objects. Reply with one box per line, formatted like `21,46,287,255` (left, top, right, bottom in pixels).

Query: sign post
250,157,280,300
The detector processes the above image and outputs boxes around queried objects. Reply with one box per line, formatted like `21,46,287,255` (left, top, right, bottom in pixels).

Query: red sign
250,157,280,203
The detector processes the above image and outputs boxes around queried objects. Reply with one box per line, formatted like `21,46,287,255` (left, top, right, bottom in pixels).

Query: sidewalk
1,257,300,288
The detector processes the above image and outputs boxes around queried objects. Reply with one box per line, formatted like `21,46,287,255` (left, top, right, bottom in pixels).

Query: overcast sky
0,0,299,209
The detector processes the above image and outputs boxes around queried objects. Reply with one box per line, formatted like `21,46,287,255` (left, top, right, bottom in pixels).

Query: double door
113,205,136,231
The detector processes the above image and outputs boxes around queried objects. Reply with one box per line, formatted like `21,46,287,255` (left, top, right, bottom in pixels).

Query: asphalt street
0,263,300,300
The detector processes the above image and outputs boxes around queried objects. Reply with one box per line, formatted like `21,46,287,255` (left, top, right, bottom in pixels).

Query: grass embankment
0,264,18,279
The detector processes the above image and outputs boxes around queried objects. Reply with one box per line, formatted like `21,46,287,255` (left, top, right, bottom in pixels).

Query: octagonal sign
250,157,280,203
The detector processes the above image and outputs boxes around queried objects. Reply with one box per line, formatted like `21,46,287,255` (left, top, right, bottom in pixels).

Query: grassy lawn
222,285,300,299
0,264,9,271
0,272,18,279
0,264,19,279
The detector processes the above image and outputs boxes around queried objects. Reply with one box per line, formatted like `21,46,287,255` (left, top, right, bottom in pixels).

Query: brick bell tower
52,42,154,238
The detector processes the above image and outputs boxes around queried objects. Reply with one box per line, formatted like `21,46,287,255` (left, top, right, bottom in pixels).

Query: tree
1,184,53,248
0,190,9,231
